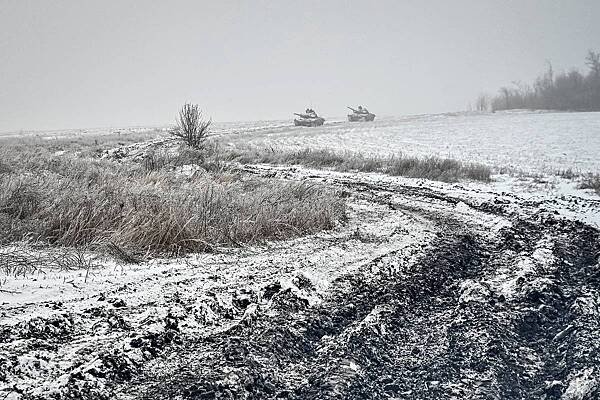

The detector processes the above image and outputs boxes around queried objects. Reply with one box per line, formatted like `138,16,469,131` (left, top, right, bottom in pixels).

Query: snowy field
5,111,599,175
221,111,600,175
2,111,600,399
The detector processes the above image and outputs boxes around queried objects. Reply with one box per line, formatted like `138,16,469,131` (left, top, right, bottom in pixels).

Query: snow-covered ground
5,111,600,175
1,111,600,399
221,111,600,175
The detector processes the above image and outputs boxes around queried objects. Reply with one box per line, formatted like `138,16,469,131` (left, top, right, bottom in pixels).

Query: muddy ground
1,164,600,399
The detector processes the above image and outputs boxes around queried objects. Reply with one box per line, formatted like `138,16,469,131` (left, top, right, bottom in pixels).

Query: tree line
475,50,600,112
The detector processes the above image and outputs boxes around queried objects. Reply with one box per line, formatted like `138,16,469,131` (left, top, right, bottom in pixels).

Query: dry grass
0,246,93,276
0,127,493,262
0,128,167,159
556,168,579,180
225,147,492,183
0,141,346,257
579,173,600,194
141,144,226,173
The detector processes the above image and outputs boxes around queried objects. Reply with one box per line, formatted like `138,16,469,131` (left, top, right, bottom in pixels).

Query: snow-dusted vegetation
1,111,600,399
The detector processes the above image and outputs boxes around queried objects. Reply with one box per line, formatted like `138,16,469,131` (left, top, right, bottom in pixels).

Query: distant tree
544,60,554,84
554,69,584,110
499,87,511,110
585,50,600,78
487,52,600,112
584,50,600,110
475,93,490,112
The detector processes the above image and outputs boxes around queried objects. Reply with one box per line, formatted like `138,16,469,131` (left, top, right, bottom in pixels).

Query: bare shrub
557,168,579,180
170,103,211,149
579,173,600,194
142,149,175,172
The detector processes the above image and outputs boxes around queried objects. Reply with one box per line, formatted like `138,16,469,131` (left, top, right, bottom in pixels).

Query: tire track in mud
125,210,484,399
115,171,600,400
3,166,599,399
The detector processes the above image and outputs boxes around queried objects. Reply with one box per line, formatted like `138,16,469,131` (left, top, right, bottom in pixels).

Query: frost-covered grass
0,128,166,156
226,147,492,182
579,173,600,194
0,246,92,276
0,138,346,256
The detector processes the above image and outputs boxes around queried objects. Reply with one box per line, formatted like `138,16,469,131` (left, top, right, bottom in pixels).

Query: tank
347,106,375,122
294,112,325,127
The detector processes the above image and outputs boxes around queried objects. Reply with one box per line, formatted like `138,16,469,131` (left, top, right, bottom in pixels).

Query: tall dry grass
0,128,166,157
224,147,492,183
0,142,346,256
0,246,93,276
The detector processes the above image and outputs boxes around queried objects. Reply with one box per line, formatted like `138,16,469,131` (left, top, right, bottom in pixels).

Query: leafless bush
557,168,579,180
142,149,175,172
170,103,212,149
579,173,600,194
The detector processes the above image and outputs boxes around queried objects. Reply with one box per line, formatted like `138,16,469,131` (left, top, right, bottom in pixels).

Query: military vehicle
347,106,375,122
294,109,325,127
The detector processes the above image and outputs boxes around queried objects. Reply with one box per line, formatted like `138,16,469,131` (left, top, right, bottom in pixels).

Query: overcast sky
1,0,599,131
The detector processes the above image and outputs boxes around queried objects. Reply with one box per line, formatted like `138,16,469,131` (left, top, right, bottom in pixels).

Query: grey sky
1,0,599,132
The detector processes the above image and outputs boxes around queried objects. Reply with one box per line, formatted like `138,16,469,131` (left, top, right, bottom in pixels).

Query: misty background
1,0,599,132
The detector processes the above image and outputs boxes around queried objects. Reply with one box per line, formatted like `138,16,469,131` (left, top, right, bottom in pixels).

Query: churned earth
2,111,600,399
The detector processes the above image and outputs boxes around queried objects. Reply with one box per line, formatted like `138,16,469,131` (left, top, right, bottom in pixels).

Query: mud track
118,168,600,400
2,166,599,399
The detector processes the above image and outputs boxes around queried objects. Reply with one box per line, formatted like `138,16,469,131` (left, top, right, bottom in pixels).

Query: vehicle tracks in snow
115,167,600,400
1,165,599,399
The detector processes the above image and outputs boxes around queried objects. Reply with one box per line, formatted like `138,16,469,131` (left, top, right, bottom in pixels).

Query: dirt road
1,165,599,399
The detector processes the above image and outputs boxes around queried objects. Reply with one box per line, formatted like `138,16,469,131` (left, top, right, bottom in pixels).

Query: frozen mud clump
193,292,251,325
0,354,15,382
85,306,132,332
130,310,183,357
55,311,183,400
292,273,315,292
232,288,256,310
270,288,310,314
562,368,600,400
261,281,282,301
3,314,78,343
55,349,140,400
109,298,128,308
